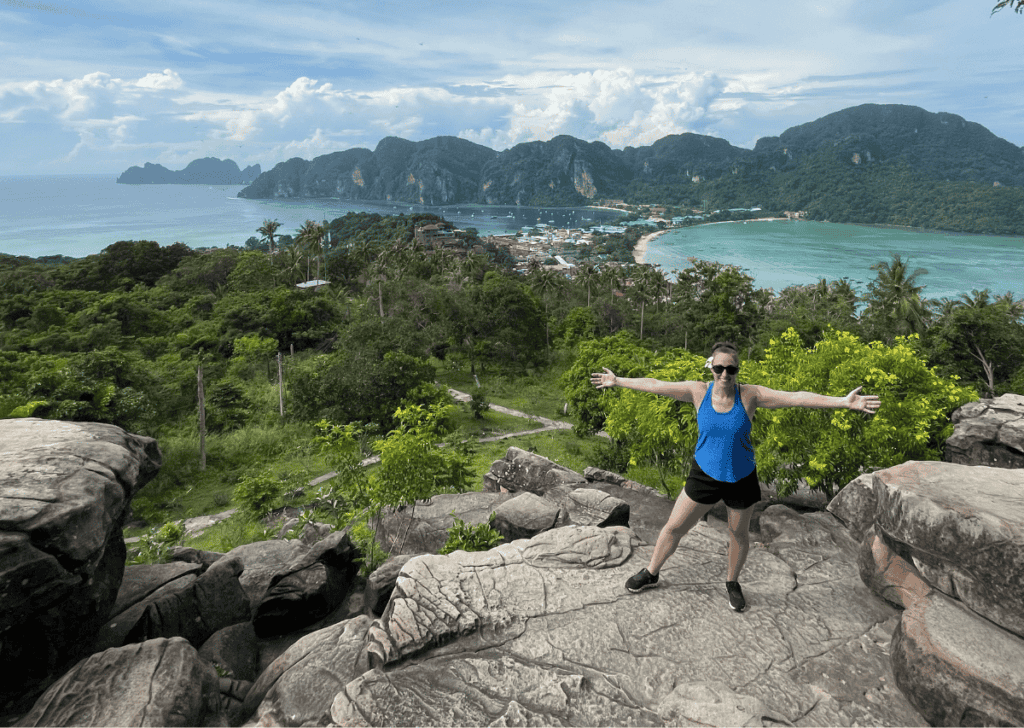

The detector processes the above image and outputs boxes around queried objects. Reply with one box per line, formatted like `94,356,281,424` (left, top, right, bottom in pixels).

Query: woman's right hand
590,367,617,389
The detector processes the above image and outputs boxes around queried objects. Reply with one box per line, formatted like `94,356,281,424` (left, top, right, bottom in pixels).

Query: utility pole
197,360,206,471
277,351,285,417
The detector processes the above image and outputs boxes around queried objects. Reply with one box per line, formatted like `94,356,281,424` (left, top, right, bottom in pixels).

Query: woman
590,341,880,612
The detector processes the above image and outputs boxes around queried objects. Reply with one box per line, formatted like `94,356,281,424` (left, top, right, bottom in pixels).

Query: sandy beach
632,218,792,264
632,229,670,264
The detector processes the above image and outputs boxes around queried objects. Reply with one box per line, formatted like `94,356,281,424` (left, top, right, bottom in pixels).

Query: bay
3,175,1021,303
0,175,622,259
640,220,1024,302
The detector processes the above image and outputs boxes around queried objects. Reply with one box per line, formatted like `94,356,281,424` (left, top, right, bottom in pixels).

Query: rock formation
0,419,161,718
829,460,1024,725
944,393,1024,468
17,637,221,727
117,157,261,184
10,420,1024,726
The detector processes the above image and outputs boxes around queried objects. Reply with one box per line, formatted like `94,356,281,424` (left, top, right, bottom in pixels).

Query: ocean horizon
3,174,1022,303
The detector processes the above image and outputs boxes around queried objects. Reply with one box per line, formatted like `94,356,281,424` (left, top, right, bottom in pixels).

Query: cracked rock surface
945,393,1024,468
336,516,924,726
871,460,1024,638
0,418,161,717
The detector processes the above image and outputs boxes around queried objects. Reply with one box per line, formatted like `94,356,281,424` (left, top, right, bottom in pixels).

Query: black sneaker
726,581,746,611
626,568,659,593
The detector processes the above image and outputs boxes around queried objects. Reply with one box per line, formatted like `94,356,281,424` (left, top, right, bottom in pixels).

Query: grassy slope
127,360,626,552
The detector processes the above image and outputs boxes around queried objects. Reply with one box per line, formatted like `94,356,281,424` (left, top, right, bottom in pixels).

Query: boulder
856,525,933,610
561,488,630,528
825,472,877,542
198,621,260,682
17,637,221,727
94,570,199,651
364,554,416,617
574,479,674,545
251,530,359,638
945,393,1024,468
242,615,373,726
891,589,1024,726
491,492,561,541
124,554,251,648
224,539,309,610
169,546,224,569
583,466,663,497
111,561,203,616
373,491,512,556
483,446,587,494
0,419,161,716
336,513,924,726
871,461,1024,638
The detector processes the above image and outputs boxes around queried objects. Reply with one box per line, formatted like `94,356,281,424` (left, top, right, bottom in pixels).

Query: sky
1,0,1022,176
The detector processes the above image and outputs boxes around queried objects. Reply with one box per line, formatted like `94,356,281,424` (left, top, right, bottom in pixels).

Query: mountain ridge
117,157,261,185
236,104,1024,211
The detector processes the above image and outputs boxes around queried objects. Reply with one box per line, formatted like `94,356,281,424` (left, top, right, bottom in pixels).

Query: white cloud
459,69,727,150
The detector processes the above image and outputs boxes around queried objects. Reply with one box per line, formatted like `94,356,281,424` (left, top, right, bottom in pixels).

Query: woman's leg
725,505,755,581
647,490,715,575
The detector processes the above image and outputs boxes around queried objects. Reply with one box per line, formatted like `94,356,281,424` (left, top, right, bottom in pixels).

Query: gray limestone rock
243,615,373,726
825,472,877,542
124,553,250,648
491,491,561,540
94,571,199,651
562,487,630,528
891,589,1024,726
112,561,203,616
583,466,662,497
17,637,220,727
251,530,359,638
333,512,923,727
199,621,260,682
872,460,1024,638
483,446,587,494
373,490,512,556
168,545,224,569
0,419,161,715
945,393,1024,468
225,539,309,610
364,554,416,617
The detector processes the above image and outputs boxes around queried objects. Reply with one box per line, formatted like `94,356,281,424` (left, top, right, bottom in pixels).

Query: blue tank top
694,382,756,482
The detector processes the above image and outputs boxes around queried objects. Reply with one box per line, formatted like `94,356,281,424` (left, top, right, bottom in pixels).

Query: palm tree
257,219,281,256
575,263,599,307
630,265,668,340
864,254,930,341
297,220,326,282
529,267,567,353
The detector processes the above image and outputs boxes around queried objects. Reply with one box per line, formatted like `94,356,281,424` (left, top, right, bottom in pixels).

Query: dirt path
131,388,593,541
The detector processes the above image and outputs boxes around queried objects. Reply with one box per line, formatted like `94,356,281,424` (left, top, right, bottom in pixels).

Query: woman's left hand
845,386,880,414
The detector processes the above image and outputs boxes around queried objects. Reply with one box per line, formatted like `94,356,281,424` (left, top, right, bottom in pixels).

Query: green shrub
439,513,504,555
128,520,185,565
469,389,490,419
233,471,285,519
348,520,390,576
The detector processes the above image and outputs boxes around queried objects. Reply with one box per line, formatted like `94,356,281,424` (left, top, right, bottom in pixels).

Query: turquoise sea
2,175,1021,302
0,175,619,259
640,220,1024,302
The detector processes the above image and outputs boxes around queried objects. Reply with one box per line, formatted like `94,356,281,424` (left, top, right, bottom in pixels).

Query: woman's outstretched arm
751,384,880,413
590,367,703,403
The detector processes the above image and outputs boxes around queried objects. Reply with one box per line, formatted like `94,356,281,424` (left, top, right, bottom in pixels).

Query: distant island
236,104,1024,236
117,157,261,185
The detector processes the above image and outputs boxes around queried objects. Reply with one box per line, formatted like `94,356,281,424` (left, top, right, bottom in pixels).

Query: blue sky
1,0,1021,175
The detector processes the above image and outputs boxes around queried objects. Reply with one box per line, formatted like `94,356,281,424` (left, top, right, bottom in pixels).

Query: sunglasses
711,365,739,375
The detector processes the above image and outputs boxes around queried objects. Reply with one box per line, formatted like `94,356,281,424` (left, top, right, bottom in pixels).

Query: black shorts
684,459,761,510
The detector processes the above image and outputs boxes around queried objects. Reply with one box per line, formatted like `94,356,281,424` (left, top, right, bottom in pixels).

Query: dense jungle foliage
2,212,1022,548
